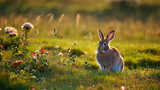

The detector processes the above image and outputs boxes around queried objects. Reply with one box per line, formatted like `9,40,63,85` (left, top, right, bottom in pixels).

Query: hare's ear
106,30,115,42
98,30,104,41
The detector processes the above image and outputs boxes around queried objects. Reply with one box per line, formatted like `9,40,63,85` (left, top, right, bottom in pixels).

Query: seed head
21,22,34,31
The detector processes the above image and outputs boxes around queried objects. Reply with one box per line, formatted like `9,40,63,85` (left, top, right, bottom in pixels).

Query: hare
96,30,124,72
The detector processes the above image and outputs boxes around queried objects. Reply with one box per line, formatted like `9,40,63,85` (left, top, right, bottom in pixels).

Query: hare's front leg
96,57,105,71
98,64,105,71
98,62,112,71
102,65,111,71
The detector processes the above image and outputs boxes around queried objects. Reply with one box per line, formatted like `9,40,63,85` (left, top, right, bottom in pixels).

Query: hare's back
110,47,120,57
110,47,123,65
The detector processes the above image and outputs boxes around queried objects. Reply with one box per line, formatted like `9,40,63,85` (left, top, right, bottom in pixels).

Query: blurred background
0,0,160,42
0,0,160,20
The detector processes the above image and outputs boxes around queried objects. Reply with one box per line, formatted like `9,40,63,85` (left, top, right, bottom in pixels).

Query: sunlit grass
0,14,160,89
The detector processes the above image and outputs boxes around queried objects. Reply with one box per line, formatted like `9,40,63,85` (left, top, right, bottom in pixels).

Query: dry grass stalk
57,14,64,26
48,14,54,23
35,15,41,26
76,13,80,27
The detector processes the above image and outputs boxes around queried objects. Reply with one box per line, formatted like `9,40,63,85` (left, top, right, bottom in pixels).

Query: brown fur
97,47,123,71
97,30,124,71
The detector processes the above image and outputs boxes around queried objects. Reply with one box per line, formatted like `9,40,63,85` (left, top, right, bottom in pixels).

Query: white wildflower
121,86,125,90
58,52,63,56
33,56,38,60
4,27,18,36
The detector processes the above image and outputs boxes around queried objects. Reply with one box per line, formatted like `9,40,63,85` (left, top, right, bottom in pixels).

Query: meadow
0,14,160,90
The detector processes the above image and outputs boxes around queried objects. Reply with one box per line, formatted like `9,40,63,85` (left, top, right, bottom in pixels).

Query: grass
0,14,160,90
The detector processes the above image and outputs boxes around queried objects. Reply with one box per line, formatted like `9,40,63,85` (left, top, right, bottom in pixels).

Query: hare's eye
103,42,107,46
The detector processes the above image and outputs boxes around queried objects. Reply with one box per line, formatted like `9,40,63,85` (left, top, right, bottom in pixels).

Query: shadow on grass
125,58,160,69
151,72,160,81
138,48,160,55
69,49,85,57
44,46,62,51
0,70,29,90
84,64,99,71
44,46,85,57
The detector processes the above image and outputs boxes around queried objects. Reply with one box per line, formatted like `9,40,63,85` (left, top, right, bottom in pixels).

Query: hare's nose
100,46,103,50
